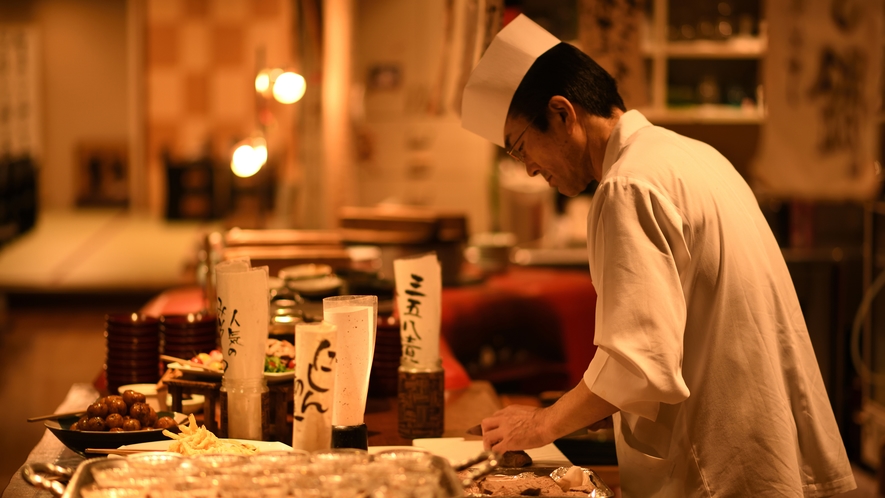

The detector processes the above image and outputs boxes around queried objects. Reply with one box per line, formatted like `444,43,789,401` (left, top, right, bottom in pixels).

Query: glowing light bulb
273,72,306,104
231,144,262,178
254,142,268,165
255,71,271,93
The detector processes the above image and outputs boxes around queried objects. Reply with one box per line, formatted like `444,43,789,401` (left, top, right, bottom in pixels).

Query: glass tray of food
24,447,613,498
23,448,466,498
28,415,612,498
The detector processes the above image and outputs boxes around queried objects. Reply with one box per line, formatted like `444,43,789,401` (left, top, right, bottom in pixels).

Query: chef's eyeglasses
505,117,535,164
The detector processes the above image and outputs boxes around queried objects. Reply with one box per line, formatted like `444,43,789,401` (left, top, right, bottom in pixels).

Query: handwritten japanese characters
213,259,269,440
401,274,426,364
215,299,240,372
293,322,338,452
753,0,881,200
394,253,442,369
214,259,269,381
579,0,647,108
293,339,336,422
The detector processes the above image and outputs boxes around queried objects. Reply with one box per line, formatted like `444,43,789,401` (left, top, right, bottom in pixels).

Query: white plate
166,363,295,382
115,439,293,456
117,383,205,415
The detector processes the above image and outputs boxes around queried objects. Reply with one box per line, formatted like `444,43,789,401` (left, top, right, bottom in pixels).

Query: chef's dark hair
508,42,625,131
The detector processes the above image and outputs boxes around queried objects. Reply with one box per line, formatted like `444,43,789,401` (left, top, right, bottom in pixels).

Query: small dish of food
119,414,293,455
45,389,187,456
166,340,297,382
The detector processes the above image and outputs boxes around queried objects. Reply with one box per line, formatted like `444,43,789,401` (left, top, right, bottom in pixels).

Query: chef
461,14,855,497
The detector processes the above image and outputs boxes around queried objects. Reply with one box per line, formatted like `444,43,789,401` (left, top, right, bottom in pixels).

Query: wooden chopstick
27,411,86,423
160,354,219,373
85,448,163,455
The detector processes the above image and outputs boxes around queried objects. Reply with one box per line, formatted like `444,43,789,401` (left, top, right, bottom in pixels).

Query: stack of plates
160,313,217,362
105,313,161,395
368,314,402,397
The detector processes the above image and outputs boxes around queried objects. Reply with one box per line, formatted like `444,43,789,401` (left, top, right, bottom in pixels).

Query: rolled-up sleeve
584,178,691,423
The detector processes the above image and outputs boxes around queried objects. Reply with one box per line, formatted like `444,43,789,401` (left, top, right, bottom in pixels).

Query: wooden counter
3,381,619,496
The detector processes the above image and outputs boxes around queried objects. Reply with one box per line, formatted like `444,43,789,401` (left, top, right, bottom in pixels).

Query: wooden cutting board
411,437,571,468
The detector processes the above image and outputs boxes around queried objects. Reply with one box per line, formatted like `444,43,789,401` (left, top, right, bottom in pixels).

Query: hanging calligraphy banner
393,253,442,369
752,0,882,200
578,0,648,109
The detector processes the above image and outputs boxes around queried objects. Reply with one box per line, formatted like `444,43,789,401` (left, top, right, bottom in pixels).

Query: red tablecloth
442,267,597,388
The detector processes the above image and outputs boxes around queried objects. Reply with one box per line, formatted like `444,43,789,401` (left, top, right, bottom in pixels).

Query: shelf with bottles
642,34,766,59
641,0,765,124
639,104,764,125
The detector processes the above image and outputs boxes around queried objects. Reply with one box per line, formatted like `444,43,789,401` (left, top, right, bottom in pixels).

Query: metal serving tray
23,455,466,498
461,466,614,498
24,452,613,498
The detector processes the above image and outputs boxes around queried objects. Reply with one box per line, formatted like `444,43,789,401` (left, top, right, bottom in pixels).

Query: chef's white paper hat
461,14,560,147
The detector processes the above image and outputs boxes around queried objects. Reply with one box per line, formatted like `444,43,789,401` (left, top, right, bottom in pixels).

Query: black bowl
45,412,187,456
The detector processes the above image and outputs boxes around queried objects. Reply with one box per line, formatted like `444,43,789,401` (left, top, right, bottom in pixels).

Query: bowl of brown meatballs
45,389,187,456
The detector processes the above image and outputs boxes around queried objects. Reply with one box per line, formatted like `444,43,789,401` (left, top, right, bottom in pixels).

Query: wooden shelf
643,0,766,114
643,36,766,59
639,105,765,124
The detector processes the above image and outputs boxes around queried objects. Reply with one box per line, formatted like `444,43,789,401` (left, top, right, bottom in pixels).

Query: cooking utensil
453,450,501,487
466,424,483,436
84,448,153,456
27,410,86,423
21,462,72,497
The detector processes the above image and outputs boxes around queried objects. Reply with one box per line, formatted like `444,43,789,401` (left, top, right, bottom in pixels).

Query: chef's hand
480,404,551,453
587,415,613,431
480,381,620,454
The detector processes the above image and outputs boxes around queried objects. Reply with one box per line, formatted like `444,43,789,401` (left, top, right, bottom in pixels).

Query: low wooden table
166,377,294,443
165,378,221,431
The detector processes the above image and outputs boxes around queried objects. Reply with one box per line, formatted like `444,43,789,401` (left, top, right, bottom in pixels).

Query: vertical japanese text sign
292,321,337,451
215,259,269,380
394,253,442,369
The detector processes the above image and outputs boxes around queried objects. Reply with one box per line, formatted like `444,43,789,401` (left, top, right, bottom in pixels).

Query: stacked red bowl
368,314,402,397
160,313,217,363
105,313,161,395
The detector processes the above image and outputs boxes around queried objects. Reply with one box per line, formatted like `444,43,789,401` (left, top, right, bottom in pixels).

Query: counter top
5,381,581,497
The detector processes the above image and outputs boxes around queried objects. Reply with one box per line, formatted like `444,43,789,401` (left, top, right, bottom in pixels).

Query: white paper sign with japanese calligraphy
394,253,441,369
215,259,270,380
292,321,338,452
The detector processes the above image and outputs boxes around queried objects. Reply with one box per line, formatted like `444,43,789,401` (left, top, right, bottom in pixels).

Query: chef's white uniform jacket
583,110,855,497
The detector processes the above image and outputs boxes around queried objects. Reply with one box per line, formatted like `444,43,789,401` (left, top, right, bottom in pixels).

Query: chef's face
503,108,593,197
